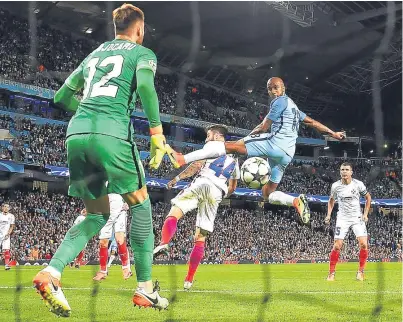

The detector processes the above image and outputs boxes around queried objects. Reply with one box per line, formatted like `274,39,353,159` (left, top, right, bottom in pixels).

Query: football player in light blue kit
107,233,118,268
170,77,346,225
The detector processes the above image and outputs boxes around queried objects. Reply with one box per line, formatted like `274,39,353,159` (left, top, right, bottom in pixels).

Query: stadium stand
1,190,401,263
0,7,322,135
0,112,401,198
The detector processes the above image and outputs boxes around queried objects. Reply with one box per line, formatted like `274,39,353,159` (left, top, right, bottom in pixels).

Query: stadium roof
1,1,402,117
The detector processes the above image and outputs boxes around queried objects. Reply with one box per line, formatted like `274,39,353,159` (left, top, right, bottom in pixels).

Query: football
240,157,271,189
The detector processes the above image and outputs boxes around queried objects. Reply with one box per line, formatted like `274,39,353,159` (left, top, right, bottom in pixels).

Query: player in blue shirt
169,77,345,225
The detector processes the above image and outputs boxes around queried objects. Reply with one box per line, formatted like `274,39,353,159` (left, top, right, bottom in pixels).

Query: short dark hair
340,162,353,170
113,4,144,33
206,124,228,137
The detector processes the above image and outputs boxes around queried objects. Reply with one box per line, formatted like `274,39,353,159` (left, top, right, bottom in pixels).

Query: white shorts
99,195,127,240
334,217,367,240
1,237,10,250
171,177,223,233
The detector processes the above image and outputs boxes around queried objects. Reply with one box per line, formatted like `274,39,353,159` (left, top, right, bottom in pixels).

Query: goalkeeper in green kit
32,4,179,316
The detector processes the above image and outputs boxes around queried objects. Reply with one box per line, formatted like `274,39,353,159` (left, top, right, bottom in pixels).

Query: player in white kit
0,204,15,271
325,162,372,281
70,208,127,270
93,194,132,281
153,125,239,290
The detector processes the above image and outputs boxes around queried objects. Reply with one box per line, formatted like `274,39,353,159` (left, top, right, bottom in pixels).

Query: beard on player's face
205,131,223,143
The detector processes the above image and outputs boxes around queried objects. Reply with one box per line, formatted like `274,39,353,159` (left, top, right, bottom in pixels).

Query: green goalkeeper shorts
66,134,146,200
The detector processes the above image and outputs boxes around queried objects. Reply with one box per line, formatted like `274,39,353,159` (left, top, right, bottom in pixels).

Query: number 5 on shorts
335,227,341,236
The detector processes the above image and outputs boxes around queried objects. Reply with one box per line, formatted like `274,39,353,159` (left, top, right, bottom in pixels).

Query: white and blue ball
240,157,271,189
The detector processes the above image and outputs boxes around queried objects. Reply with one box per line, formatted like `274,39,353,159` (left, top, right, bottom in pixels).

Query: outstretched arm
167,161,206,189
303,116,345,140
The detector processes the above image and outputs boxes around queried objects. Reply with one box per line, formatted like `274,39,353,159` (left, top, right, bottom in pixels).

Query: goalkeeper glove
149,126,167,170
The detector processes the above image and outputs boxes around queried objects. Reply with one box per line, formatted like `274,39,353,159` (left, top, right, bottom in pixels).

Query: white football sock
268,191,295,207
184,141,226,164
43,266,62,280
108,254,115,266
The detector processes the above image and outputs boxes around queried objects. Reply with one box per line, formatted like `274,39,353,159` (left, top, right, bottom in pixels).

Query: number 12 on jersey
83,55,124,99
209,156,236,179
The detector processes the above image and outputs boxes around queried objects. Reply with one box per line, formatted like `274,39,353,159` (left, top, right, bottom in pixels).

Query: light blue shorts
244,133,292,184
109,237,117,253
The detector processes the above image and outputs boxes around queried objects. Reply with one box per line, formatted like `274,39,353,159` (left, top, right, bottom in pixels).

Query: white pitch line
2,267,400,273
0,286,400,295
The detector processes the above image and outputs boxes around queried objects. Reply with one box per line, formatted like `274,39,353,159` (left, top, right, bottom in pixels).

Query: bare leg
262,181,279,201
224,140,248,155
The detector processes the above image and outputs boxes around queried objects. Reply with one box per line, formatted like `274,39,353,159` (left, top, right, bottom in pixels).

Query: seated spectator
3,190,401,263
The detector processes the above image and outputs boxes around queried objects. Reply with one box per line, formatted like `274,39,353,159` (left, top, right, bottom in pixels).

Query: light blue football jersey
266,95,306,157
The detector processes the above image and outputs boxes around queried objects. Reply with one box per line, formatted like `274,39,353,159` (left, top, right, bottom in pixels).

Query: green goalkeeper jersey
64,39,158,142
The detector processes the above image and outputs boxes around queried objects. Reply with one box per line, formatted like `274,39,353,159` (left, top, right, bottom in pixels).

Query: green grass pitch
0,263,401,321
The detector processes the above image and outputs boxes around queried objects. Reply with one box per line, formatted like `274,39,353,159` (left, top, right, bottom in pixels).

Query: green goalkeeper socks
49,214,108,274
130,197,154,282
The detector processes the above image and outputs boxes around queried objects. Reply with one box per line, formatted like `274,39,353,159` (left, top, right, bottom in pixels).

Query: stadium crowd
1,190,401,263
0,113,196,166
152,203,402,262
0,113,400,199
0,7,324,135
146,156,402,199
